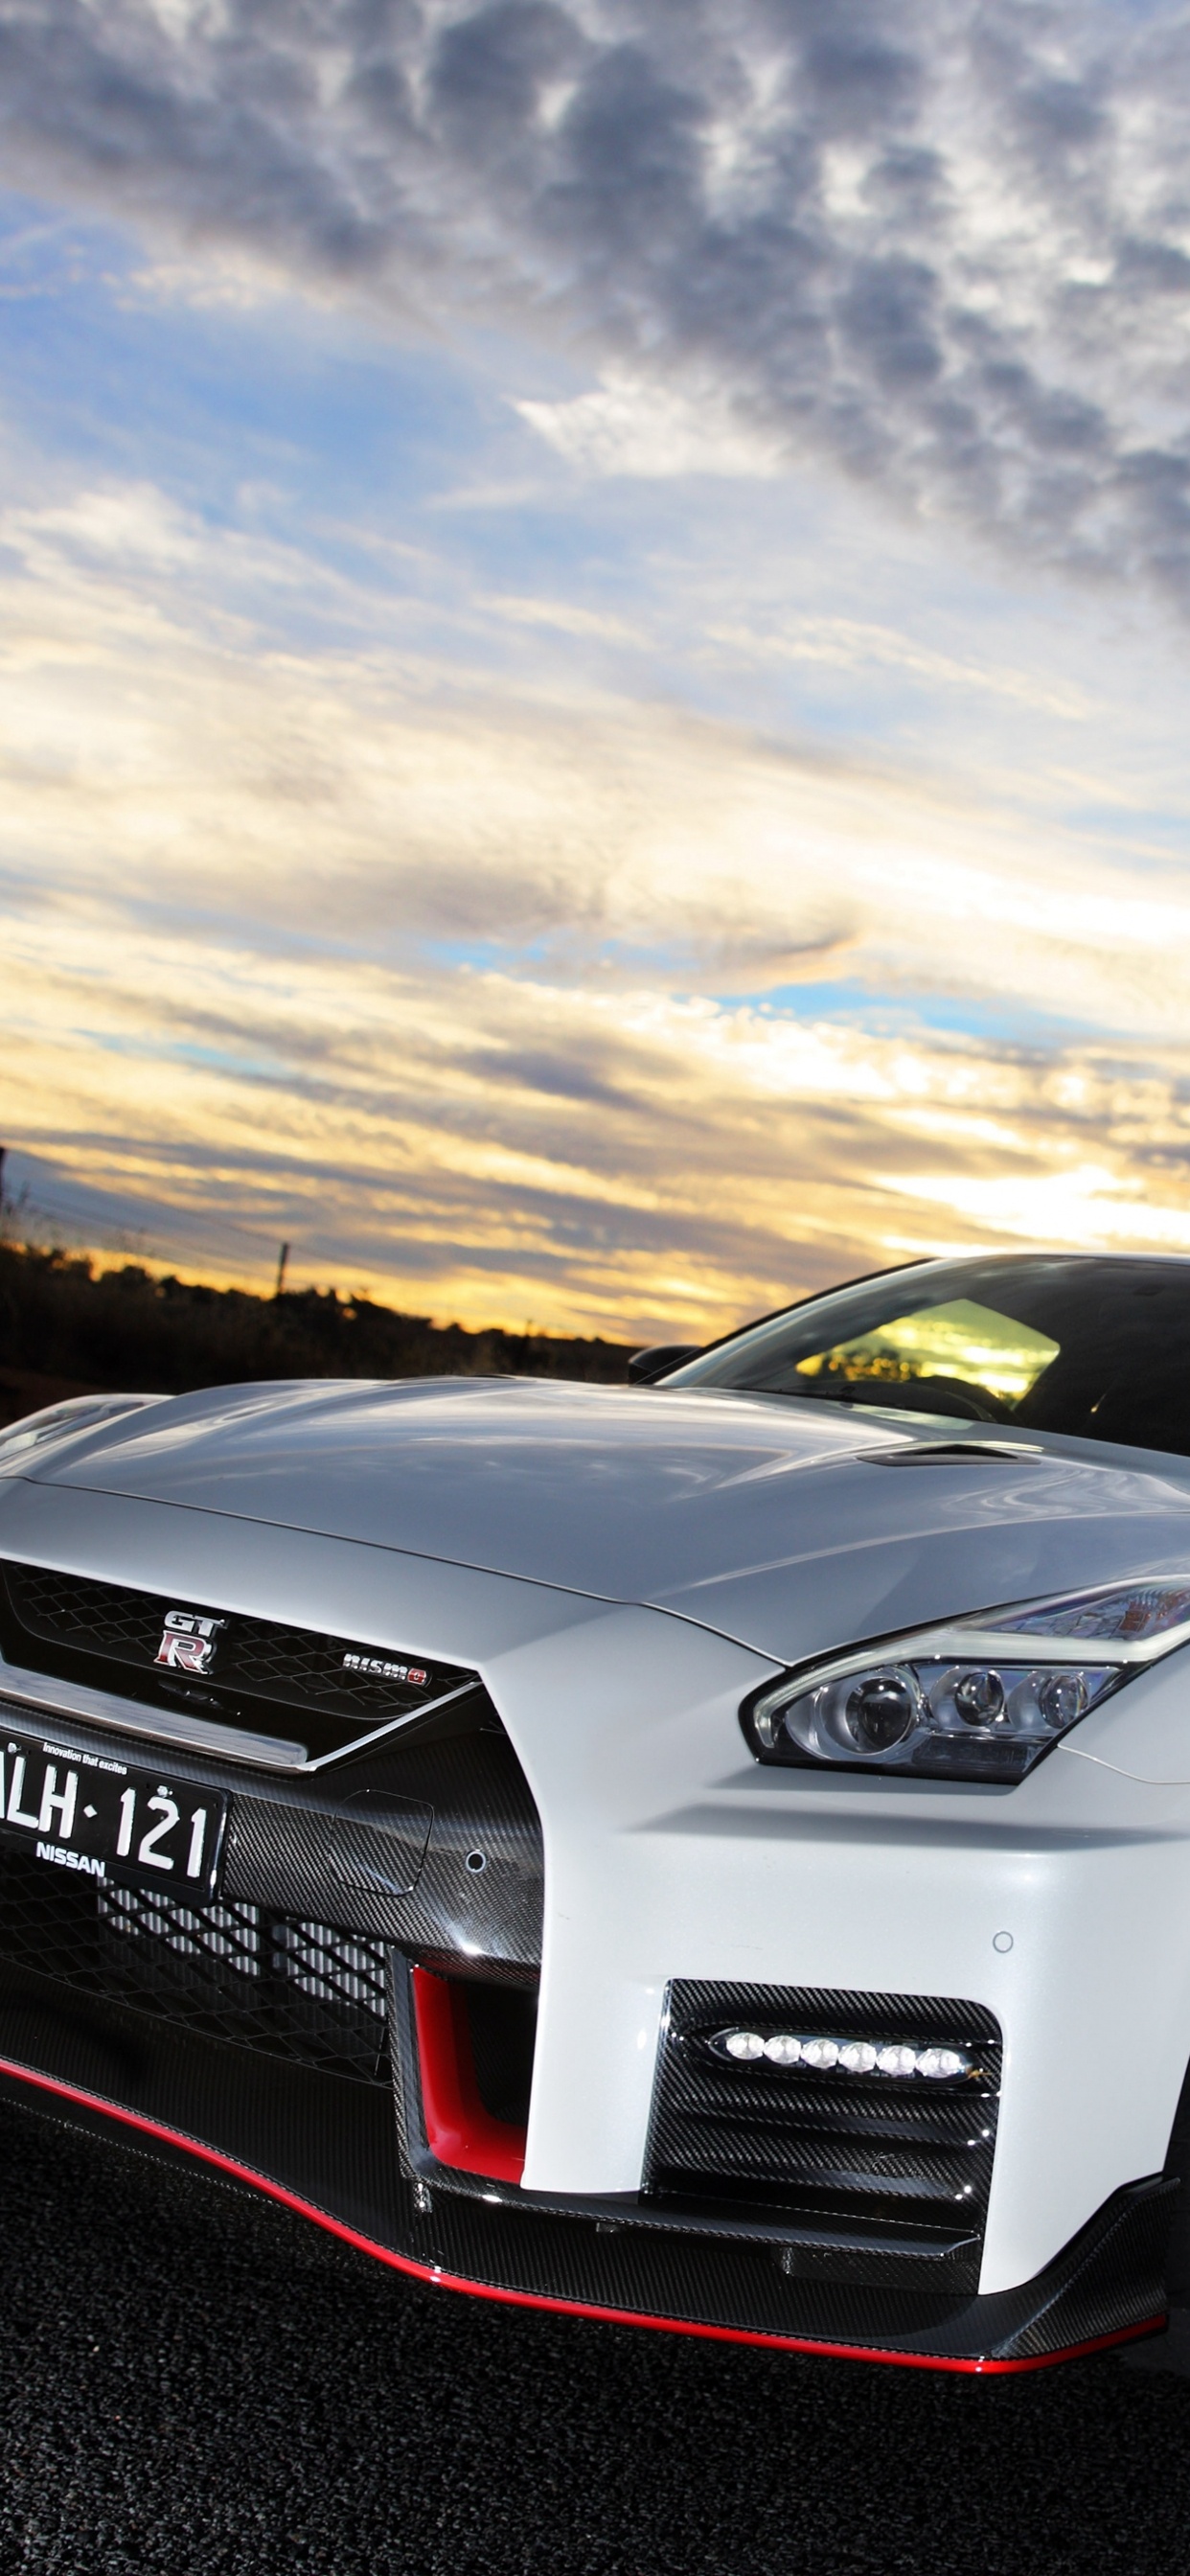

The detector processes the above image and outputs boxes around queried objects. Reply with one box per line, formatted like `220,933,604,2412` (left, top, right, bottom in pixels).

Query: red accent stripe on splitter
0,2052,1164,2375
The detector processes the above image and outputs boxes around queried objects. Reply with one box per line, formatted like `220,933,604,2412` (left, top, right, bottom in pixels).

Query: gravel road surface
1,2098,1188,2576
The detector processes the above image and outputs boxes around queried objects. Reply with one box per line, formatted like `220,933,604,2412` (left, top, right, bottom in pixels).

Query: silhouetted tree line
0,1244,632,1428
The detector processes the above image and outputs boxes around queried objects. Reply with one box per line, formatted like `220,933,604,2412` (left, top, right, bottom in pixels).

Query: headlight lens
753,1653,1117,1781
743,1576,1190,1782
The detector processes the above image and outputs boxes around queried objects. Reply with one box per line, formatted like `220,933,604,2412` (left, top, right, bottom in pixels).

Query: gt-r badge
154,1609,225,1674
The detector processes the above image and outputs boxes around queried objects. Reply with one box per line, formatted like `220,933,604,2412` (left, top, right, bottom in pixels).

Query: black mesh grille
11,1566,161,1661
0,1839,389,2081
645,1982,1001,2280
0,1560,477,1760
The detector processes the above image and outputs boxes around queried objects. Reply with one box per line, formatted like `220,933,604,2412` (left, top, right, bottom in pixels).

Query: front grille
0,1560,477,1760
0,1840,389,2081
100,1886,268,1973
645,1982,1001,2278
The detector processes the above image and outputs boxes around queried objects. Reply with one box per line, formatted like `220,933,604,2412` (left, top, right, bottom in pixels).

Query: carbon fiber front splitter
0,1960,1173,2374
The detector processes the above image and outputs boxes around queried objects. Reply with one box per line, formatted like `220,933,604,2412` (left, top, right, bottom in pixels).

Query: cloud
698,612,1094,722
5,458,1190,1336
3,3,1190,604
13,909,1190,1339
9,463,1190,1030
513,370,790,479
477,590,641,642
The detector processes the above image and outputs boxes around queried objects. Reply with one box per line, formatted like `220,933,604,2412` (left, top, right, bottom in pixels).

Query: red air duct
411,1966,527,2186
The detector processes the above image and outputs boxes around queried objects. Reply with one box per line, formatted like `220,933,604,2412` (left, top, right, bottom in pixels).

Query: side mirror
627,1345,702,1386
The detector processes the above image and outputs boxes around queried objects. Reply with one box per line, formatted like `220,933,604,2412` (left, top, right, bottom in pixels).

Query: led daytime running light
711,2028,971,2081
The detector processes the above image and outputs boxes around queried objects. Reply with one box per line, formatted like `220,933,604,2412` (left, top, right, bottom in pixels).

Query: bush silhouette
0,1244,632,1427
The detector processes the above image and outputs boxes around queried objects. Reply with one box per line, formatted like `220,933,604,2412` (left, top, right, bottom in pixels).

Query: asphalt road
2,2100,1189,2576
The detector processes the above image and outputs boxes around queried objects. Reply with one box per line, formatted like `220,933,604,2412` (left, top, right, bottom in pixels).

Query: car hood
9,1375,1190,1668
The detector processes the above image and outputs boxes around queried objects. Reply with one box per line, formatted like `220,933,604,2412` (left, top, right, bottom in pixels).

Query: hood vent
861,1443,1042,1467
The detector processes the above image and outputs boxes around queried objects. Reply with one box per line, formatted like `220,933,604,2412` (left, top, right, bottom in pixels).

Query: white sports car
3,1250,1190,2378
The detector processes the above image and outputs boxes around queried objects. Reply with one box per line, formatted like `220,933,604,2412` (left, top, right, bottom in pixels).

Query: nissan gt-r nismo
4,1250,1190,2377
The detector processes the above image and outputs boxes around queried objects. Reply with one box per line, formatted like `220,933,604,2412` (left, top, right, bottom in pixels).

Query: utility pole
274,1241,290,1300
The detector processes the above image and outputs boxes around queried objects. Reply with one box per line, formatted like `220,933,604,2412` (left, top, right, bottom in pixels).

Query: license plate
0,1726,228,1898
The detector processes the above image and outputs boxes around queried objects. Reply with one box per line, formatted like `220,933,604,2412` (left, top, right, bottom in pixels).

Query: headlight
742,1577,1190,1782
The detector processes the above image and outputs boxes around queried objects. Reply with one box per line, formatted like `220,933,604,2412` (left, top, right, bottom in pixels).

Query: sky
3,1,1190,1343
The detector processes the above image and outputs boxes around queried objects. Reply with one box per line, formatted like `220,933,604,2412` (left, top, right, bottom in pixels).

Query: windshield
667,1255,1190,1459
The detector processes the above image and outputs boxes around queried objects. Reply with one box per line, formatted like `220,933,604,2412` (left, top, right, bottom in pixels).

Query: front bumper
0,1952,1172,2372
0,1673,1175,2372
